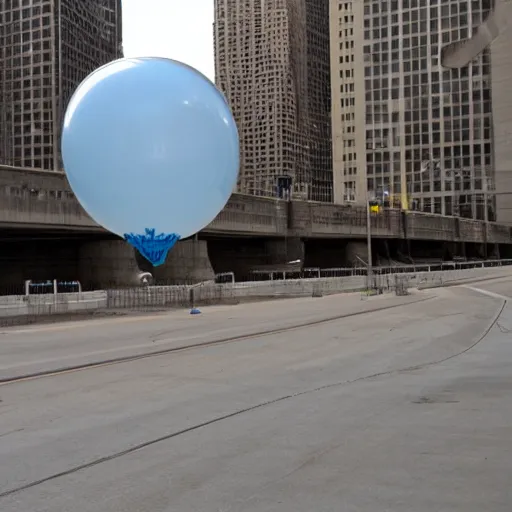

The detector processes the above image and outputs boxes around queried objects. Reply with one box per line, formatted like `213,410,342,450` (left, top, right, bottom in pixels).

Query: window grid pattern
214,0,332,201
0,0,123,170
363,0,494,220
336,1,357,201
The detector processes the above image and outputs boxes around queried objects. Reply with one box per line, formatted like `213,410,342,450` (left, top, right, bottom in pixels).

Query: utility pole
366,191,373,291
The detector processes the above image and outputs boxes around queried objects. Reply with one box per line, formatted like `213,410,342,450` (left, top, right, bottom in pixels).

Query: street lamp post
366,191,373,291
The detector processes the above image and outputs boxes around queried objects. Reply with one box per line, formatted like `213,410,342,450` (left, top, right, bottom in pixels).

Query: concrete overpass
1,164,511,244
0,165,511,290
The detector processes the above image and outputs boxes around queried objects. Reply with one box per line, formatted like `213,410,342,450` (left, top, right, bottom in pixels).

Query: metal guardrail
247,259,512,281
0,262,511,325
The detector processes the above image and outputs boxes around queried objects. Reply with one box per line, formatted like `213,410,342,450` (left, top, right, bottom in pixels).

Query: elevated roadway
0,164,510,245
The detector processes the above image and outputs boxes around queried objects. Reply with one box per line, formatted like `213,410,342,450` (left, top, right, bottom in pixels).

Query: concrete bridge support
78,239,216,289
149,239,215,285
490,243,501,260
78,240,141,290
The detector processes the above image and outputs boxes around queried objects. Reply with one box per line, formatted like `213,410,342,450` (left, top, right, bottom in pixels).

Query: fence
248,258,512,281
0,263,510,325
0,291,107,322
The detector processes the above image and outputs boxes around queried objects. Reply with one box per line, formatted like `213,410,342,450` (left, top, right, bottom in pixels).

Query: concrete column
78,240,141,289
442,241,457,260
490,243,500,260
151,239,215,285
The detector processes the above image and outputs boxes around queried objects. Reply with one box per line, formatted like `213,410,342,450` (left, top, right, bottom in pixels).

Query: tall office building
0,0,123,170
330,0,494,219
443,0,512,224
214,0,332,201
488,2,512,224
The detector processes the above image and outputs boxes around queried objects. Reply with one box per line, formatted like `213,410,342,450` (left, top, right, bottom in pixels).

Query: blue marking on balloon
124,228,180,266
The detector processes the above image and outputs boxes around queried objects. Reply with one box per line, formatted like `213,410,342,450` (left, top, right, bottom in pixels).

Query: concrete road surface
1,278,512,511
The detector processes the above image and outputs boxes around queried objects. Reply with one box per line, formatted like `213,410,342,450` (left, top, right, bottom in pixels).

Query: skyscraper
214,0,332,201
330,0,494,219
0,0,123,170
442,0,512,224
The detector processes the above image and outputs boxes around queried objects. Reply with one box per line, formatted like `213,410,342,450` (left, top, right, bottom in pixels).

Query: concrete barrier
103,266,512,309
0,291,107,319
197,276,369,301
0,266,510,323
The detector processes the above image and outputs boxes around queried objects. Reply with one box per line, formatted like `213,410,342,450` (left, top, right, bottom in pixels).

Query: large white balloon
62,57,239,265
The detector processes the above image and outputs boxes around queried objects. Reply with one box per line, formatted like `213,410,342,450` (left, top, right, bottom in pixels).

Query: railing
0,262,511,325
248,259,512,280
214,272,236,284
25,279,82,295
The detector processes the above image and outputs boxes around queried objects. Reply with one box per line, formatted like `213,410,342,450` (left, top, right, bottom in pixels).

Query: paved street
1,277,512,511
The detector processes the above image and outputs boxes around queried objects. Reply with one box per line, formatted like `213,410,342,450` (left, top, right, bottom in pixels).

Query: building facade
443,0,512,225
331,0,494,220
489,1,512,224
214,0,332,202
0,0,123,170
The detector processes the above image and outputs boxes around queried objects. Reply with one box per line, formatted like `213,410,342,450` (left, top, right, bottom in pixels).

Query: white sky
122,0,215,80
